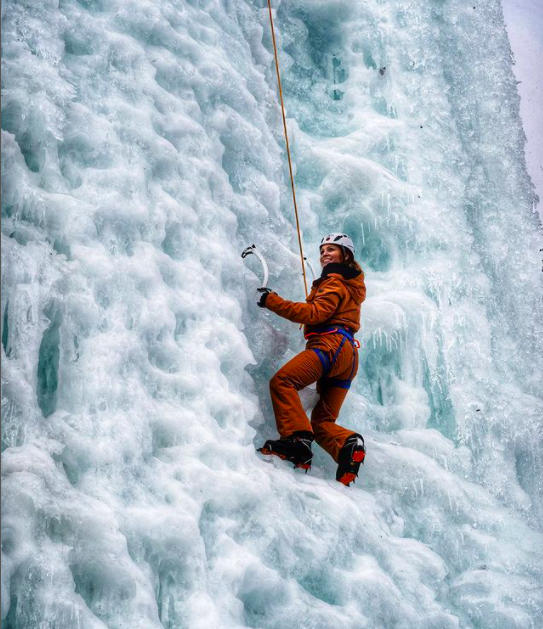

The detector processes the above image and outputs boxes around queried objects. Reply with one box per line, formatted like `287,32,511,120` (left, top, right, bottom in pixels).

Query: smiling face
319,244,344,267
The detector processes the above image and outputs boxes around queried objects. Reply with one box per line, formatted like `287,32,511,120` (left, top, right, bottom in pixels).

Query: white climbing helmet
320,233,355,256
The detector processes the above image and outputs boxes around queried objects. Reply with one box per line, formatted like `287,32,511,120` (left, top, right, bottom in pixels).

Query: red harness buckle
304,328,338,340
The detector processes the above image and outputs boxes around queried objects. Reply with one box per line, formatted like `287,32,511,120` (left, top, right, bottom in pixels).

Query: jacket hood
318,263,366,305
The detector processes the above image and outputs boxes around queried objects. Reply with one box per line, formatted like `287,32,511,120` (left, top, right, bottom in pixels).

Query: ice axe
241,244,269,290
241,245,317,288
241,244,317,294
304,256,317,283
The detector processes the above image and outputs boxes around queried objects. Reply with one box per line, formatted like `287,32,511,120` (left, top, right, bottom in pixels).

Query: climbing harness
266,0,308,297
305,326,361,389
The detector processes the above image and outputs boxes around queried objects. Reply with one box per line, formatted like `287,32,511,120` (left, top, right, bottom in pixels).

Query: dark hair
343,248,362,272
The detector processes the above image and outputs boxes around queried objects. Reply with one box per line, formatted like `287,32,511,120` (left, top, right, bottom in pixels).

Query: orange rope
266,0,308,298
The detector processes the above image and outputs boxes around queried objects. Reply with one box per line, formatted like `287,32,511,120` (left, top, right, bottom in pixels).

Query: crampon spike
338,472,357,486
258,435,313,471
258,446,287,460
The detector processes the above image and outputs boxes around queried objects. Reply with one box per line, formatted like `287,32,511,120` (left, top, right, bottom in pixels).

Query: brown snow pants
270,340,358,462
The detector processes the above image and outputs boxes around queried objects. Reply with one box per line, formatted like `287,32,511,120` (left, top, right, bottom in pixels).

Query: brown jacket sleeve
265,278,343,325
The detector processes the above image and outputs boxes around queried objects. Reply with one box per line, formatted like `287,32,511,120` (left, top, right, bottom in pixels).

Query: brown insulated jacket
265,263,366,350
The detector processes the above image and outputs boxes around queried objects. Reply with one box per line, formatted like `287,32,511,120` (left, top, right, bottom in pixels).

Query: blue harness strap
308,326,359,389
312,348,331,374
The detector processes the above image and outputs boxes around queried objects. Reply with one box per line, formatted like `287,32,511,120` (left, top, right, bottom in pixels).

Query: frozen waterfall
1,0,542,627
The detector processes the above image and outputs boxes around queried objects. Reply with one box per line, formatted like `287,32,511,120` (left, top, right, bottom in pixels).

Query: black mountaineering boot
336,434,366,486
258,431,314,471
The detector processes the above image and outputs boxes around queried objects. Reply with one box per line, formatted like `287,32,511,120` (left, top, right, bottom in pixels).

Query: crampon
258,432,313,472
336,434,366,486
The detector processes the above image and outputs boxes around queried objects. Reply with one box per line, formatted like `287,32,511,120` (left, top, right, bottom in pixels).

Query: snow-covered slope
2,0,542,627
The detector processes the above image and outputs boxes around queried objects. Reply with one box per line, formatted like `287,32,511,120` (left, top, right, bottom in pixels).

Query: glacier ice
1,0,542,627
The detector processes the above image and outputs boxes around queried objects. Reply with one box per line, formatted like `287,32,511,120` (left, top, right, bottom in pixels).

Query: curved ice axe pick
241,244,269,289
304,256,317,283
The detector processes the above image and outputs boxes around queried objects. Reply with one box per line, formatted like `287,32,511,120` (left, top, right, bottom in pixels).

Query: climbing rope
266,0,309,298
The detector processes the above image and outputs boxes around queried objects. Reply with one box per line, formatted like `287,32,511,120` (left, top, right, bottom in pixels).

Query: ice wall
2,0,542,628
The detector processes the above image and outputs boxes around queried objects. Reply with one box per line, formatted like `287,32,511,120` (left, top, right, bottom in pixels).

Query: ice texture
1,0,542,627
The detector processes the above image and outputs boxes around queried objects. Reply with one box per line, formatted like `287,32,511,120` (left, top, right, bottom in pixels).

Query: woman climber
257,233,367,486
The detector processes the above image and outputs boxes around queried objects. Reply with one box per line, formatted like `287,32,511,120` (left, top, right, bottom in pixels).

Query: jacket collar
320,263,361,280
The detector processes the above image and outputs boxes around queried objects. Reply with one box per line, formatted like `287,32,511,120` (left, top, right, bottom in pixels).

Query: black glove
257,287,272,308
